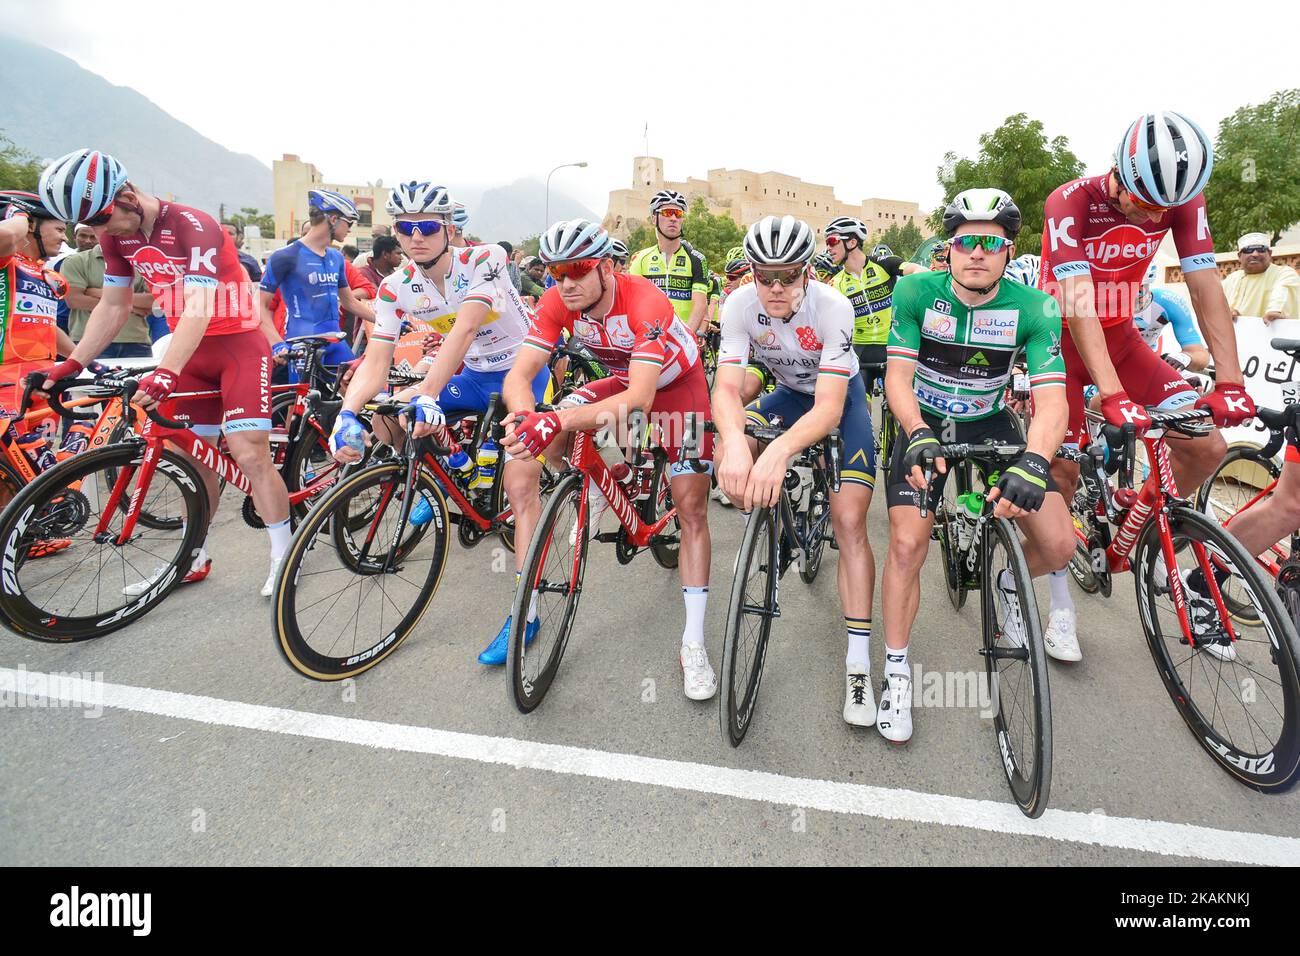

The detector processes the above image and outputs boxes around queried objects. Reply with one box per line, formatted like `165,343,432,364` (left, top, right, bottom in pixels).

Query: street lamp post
545,162,588,234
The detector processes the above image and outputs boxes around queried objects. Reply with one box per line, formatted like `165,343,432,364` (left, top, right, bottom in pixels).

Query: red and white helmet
1114,111,1214,208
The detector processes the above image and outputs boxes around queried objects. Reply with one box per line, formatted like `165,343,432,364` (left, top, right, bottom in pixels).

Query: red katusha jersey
1039,174,1217,328
523,272,700,387
102,201,254,335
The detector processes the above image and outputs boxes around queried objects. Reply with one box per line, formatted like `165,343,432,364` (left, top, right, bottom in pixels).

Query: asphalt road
2,482,1298,866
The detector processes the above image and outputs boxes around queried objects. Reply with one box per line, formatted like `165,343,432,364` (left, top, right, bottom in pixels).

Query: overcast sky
5,0,1295,216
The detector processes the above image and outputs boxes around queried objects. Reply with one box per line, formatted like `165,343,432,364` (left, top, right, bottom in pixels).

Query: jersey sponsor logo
1083,225,1162,272
307,271,340,286
967,351,991,366
16,274,47,297
921,308,956,342
572,317,601,344
794,326,823,351
454,272,470,295
605,313,635,349
1051,260,1091,280
932,298,951,315
1047,216,1077,251
968,310,1019,347
757,313,771,326
914,382,997,418
1196,205,1210,243
181,210,204,232
130,245,188,290
1181,253,1217,272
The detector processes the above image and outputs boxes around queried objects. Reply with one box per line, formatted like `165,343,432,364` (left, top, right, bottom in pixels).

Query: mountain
466,178,600,245
0,33,271,216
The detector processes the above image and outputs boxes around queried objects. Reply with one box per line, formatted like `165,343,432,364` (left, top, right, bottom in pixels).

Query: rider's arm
1021,293,1069,458
884,280,928,436
556,359,657,433
55,328,76,359
687,289,708,335
1057,274,1123,396
503,343,549,417
900,262,927,276
1153,289,1209,371
338,284,375,324
258,290,284,346
341,340,395,414
1024,385,1067,460
712,297,752,448
0,214,28,257
1184,268,1243,383
416,299,485,400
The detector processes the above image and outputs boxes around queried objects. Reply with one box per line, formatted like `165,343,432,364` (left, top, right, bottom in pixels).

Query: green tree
229,206,275,237
1203,89,1300,246
622,198,745,274
0,133,43,192
874,220,927,259
931,113,1084,256
518,234,541,258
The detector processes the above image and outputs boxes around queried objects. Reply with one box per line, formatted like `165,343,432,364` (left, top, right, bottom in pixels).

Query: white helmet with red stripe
1114,111,1214,208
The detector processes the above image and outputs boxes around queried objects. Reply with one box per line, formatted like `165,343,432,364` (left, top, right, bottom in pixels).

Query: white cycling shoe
261,556,285,599
876,671,913,743
1044,608,1082,662
121,556,211,596
711,485,733,507
680,644,717,700
995,576,1027,649
843,669,876,726
1185,574,1237,662
570,491,608,546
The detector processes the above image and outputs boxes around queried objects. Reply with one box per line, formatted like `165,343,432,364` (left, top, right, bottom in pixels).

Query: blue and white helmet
452,202,469,229
38,148,129,223
385,181,453,217
538,219,614,263
308,188,358,220
1114,111,1214,208
1003,254,1041,288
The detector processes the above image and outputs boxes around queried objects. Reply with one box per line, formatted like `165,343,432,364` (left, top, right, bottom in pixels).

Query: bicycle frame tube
1106,431,1173,572
420,451,495,532
1222,477,1289,577
572,429,677,548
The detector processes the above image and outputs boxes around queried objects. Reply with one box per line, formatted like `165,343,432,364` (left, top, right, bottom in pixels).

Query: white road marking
5,667,1297,865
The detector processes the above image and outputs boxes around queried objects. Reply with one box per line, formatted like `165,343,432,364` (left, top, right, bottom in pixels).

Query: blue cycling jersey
261,240,347,339
1134,288,1203,353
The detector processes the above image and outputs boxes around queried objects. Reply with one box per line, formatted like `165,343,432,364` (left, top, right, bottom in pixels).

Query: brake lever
918,461,934,519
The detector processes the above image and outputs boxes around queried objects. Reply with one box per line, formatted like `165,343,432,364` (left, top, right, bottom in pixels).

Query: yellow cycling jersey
629,241,709,325
833,254,905,346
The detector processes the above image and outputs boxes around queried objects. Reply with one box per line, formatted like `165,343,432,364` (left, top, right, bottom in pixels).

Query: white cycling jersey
717,279,858,395
372,243,530,373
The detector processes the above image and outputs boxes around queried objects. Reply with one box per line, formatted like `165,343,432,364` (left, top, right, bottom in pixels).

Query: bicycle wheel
646,454,680,571
283,418,352,523
273,460,451,680
490,461,561,555
719,505,780,746
980,515,1052,817
1135,506,1300,792
798,468,830,584
0,444,207,641
1194,443,1282,625
938,461,970,611
508,472,587,712
1066,490,1101,595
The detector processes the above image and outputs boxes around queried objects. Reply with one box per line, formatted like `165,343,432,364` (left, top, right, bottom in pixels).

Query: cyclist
261,190,375,380
714,215,881,726
1003,253,1040,289
501,218,717,700
328,182,552,663
628,189,710,337
37,148,291,597
609,240,630,274
1039,112,1254,660
813,251,840,283
1132,264,1209,372
824,216,923,399
881,188,1073,741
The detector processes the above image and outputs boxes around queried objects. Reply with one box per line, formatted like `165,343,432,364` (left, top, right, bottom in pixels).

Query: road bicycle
506,408,708,712
716,419,842,747
272,393,558,680
1066,404,1300,792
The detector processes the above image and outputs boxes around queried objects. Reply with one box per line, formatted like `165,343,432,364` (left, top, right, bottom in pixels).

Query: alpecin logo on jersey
1084,225,1161,272
130,246,187,290
932,298,951,315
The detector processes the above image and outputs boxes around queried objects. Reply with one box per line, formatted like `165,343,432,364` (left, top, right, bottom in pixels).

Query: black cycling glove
995,451,1051,512
901,426,940,476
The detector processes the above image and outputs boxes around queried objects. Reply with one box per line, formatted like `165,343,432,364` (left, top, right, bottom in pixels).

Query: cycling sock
516,572,539,623
267,518,292,561
845,617,871,671
681,586,708,648
1048,569,1073,610
884,644,909,678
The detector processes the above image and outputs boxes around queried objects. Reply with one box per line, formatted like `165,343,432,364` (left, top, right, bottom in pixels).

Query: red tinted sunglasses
84,201,116,227
547,258,602,281
824,236,842,247
656,207,684,220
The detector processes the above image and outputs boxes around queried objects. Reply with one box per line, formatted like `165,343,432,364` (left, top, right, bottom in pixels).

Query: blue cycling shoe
478,615,539,666
409,495,433,527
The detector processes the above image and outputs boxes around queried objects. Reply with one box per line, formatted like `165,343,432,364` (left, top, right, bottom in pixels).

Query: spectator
340,243,360,263
519,255,546,301
221,221,263,283
1223,232,1300,323
355,235,402,290
60,241,155,359
353,225,391,266
498,239,522,291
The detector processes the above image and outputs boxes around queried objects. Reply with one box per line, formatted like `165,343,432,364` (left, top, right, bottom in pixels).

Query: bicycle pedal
594,531,622,544
828,537,839,550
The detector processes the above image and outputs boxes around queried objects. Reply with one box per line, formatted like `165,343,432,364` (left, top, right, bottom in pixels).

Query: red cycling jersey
1040,174,1217,328
102,201,254,336
523,272,700,388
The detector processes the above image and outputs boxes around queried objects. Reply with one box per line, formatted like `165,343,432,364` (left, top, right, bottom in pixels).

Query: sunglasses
824,236,842,247
753,265,805,287
1123,187,1169,214
394,219,446,237
656,207,684,220
1240,245,1269,255
950,234,1012,255
547,258,602,281
84,201,116,227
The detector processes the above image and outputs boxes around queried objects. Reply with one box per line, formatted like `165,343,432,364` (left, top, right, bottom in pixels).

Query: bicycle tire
283,417,351,524
720,504,779,746
798,467,830,585
508,471,587,713
981,515,1052,817
273,460,451,680
646,453,680,571
939,460,970,611
0,443,207,641
1135,505,1300,792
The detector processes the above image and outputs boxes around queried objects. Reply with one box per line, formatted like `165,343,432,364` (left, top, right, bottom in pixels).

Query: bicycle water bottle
57,421,94,460
470,440,499,490
17,433,56,473
446,449,474,482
